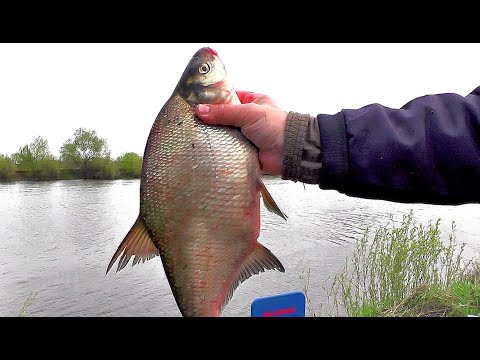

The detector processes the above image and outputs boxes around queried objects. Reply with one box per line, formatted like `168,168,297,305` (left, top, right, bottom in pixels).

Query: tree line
0,128,143,181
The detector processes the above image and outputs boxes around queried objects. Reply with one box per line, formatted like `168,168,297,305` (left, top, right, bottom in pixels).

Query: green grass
18,290,37,317
305,211,480,317
381,280,480,317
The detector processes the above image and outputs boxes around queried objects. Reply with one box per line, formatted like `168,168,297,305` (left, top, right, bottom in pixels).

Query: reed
306,211,480,317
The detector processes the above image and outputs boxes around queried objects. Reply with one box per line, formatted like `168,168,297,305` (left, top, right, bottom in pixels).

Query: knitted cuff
281,111,321,184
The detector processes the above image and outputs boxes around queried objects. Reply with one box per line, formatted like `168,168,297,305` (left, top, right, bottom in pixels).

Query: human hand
195,91,288,175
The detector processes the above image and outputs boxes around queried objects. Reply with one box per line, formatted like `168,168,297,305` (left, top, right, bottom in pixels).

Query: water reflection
0,179,478,316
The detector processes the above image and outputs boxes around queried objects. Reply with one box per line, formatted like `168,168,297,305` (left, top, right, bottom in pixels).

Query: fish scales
142,94,259,315
107,47,287,317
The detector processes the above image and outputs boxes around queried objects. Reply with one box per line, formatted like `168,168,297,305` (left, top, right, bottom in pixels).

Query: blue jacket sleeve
317,86,480,204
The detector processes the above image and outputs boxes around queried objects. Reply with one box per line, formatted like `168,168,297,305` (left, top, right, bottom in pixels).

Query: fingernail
197,104,210,115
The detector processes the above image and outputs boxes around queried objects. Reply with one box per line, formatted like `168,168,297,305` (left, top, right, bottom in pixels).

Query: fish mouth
197,81,235,104
213,87,236,104
210,80,228,91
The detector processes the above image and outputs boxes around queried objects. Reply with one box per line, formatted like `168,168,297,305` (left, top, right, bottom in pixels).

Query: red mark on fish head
199,47,218,57
205,47,218,56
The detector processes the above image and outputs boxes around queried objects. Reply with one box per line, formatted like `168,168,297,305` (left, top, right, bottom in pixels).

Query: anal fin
259,180,288,220
220,243,285,314
106,215,159,274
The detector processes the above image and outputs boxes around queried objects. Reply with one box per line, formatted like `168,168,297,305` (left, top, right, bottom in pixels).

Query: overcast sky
1,43,479,158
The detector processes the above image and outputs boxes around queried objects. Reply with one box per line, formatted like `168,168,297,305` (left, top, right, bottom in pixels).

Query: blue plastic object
251,291,306,317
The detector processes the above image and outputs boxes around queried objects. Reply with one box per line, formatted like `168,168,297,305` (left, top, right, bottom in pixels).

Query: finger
195,103,266,128
252,96,277,107
236,91,277,107
236,91,269,104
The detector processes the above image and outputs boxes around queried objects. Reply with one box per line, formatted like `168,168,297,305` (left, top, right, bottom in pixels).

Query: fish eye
198,63,211,74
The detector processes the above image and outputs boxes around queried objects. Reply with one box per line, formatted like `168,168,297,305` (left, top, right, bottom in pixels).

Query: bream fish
106,47,287,316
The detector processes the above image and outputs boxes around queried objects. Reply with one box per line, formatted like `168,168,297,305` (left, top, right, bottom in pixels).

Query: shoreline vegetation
0,128,142,181
304,211,480,317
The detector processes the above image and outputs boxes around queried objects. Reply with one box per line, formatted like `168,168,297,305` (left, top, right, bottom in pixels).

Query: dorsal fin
220,243,285,315
106,215,159,274
259,180,288,220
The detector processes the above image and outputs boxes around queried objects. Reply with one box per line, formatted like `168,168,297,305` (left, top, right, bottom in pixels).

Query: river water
1,179,479,317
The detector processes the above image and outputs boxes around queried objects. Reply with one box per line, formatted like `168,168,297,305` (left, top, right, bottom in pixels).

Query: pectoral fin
106,215,159,274
259,180,288,220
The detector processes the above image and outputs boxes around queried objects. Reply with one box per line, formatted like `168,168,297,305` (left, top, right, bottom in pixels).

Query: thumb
195,103,267,128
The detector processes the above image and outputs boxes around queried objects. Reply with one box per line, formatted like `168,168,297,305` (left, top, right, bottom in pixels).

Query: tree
13,144,34,174
30,136,50,162
13,136,58,180
116,152,142,178
0,154,16,181
60,128,111,179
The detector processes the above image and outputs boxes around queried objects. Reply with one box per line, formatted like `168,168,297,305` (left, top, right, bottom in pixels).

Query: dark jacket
282,86,480,204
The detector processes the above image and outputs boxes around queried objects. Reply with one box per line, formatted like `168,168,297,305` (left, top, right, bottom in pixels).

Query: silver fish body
107,47,286,317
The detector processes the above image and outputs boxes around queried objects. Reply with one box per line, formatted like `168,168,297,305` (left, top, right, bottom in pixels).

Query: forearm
281,86,480,204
